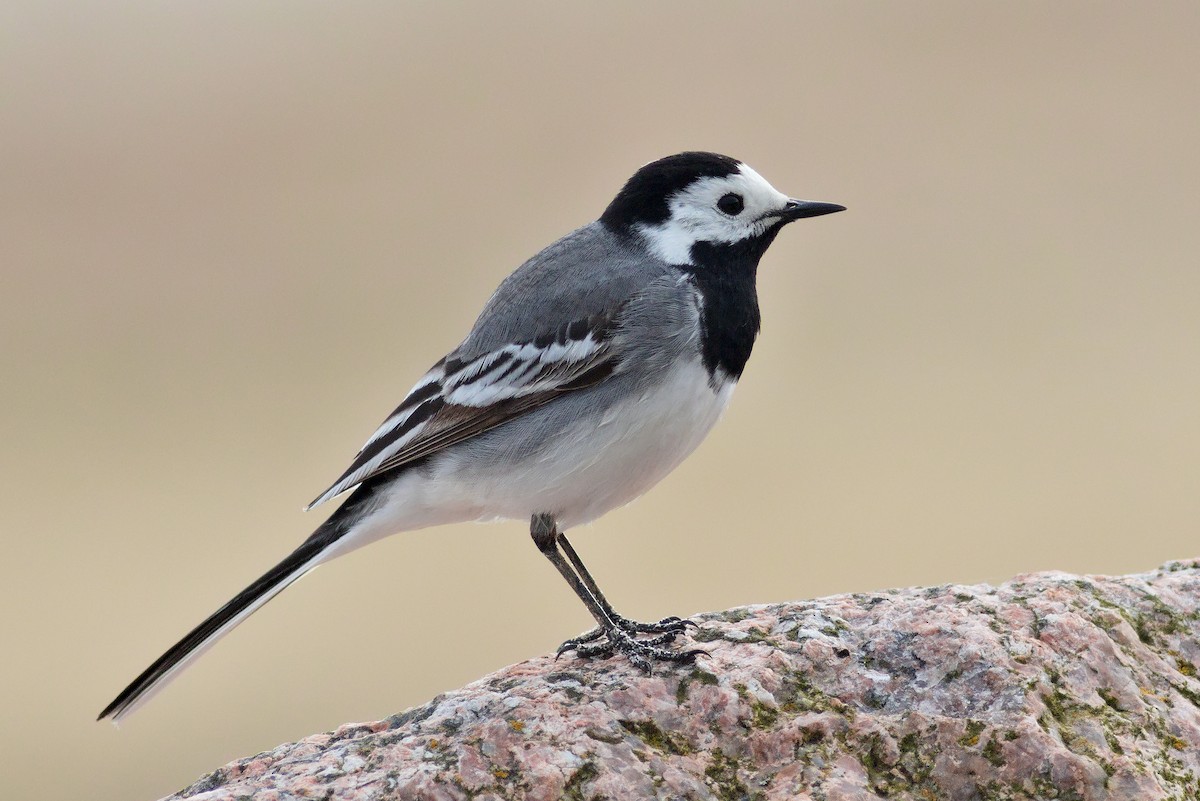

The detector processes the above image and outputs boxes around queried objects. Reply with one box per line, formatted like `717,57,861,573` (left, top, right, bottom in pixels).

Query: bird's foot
557,614,692,651
556,615,706,673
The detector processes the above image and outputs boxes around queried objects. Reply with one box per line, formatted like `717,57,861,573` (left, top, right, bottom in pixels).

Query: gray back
454,222,672,359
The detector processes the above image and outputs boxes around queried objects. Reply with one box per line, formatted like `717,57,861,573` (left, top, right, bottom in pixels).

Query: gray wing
307,223,674,510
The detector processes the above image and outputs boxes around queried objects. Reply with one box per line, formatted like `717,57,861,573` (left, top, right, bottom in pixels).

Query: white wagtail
99,152,843,722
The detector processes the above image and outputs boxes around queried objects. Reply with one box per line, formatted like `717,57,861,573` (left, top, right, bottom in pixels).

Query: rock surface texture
171,561,1200,800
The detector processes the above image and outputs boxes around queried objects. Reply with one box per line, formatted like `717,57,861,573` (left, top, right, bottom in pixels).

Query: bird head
600,152,844,266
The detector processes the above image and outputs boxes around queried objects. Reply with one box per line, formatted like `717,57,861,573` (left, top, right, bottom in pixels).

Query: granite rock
169,560,1200,800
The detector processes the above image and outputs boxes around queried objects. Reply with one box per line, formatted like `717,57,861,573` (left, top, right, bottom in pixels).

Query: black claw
574,640,615,659
557,639,588,659
556,626,606,657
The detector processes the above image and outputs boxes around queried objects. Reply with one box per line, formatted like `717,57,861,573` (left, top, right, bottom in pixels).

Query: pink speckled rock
169,560,1200,800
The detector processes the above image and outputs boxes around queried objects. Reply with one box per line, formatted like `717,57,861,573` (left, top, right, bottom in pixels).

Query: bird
98,151,843,722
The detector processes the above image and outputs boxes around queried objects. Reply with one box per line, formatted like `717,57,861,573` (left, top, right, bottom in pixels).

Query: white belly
503,361,736,527
347,361,735,543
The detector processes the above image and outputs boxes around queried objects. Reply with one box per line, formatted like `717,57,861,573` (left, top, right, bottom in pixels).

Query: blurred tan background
3,2,1199,799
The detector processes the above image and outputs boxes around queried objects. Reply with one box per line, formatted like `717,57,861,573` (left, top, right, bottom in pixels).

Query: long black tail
97,520,349,722
99,475,394,722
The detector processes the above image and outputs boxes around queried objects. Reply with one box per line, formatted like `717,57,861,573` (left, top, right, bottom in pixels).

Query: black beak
778,199,846,221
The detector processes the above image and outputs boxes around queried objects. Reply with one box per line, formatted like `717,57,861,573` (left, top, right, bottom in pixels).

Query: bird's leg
531,514,704,673
530,513,616,633
556,531,693,636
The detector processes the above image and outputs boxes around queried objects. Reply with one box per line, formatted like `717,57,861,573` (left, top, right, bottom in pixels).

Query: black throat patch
680,227,782,380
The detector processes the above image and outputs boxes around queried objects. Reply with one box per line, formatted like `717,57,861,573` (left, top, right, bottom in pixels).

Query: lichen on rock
170,560,1200,800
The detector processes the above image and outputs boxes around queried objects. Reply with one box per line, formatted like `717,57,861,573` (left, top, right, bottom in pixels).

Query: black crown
600,152,741,230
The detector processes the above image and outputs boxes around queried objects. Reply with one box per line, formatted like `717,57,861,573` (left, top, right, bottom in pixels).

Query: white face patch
635,163,791,265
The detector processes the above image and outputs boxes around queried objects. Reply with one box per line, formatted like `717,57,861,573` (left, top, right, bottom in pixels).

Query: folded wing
306,313,620,510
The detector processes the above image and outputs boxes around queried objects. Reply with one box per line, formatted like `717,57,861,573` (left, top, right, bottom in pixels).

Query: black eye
717,193,744,216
